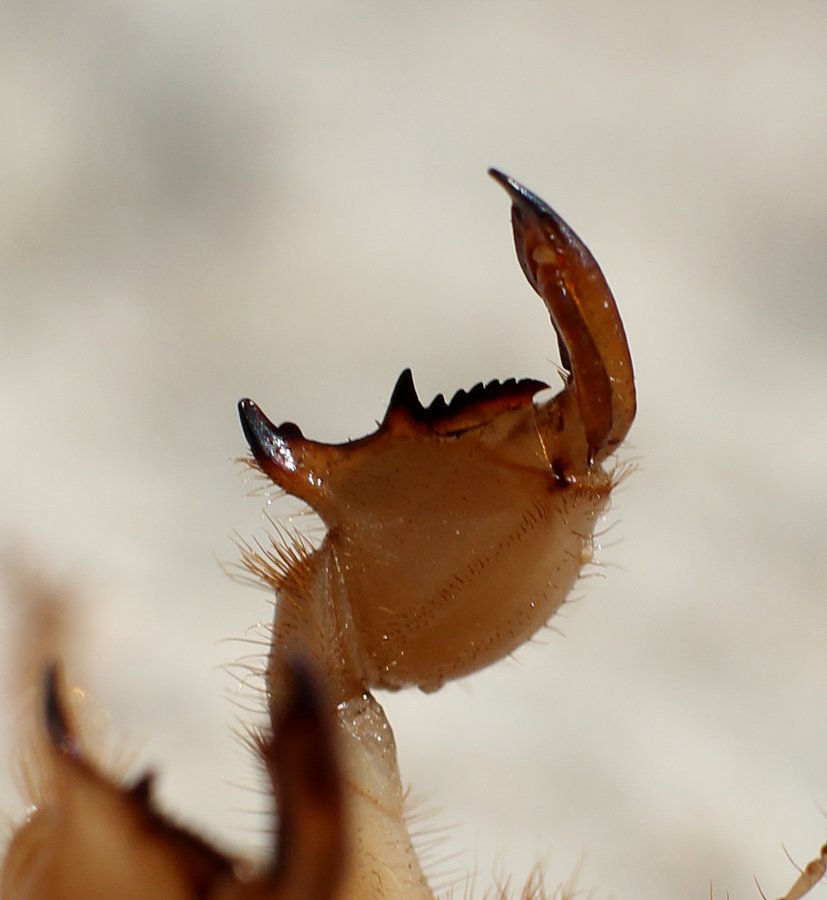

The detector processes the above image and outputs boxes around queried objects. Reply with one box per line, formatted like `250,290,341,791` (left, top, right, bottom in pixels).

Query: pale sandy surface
2,2,827,898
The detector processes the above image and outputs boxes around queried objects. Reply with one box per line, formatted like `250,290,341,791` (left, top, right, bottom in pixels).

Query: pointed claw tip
237,398,259,435
238,397,306,484
487,166,509,186
488,168,525,203
488,166,521,191
489,168,558,223
238,398,267,461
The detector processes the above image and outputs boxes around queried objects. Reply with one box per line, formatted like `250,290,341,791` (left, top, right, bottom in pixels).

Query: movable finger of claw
489,169,636,462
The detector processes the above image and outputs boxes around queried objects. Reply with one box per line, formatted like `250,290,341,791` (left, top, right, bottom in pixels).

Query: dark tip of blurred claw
44,663,78,756
281,656,321,724
128,771,156,807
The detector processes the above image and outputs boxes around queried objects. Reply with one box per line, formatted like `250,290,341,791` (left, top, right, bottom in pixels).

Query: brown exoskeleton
0,172,823,899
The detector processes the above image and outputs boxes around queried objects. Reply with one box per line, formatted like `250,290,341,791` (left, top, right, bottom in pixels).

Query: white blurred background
2,2,827,897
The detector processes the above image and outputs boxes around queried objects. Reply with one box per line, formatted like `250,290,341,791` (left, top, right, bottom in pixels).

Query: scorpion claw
489,168,636,464
238,172,636,695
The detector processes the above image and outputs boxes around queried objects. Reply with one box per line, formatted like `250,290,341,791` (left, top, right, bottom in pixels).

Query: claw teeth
384,368,425,421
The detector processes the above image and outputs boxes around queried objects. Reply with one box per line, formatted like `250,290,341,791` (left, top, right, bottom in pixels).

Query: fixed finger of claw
489,169,636,463
238,398,340,511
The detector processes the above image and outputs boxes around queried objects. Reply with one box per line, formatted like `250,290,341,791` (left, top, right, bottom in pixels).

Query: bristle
234,524,316,595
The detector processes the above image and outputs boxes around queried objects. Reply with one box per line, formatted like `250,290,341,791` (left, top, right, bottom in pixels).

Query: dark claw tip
488,168,525,210
488,168,558,222
238,398,304,468
238,398,274,465
237,398,266,456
